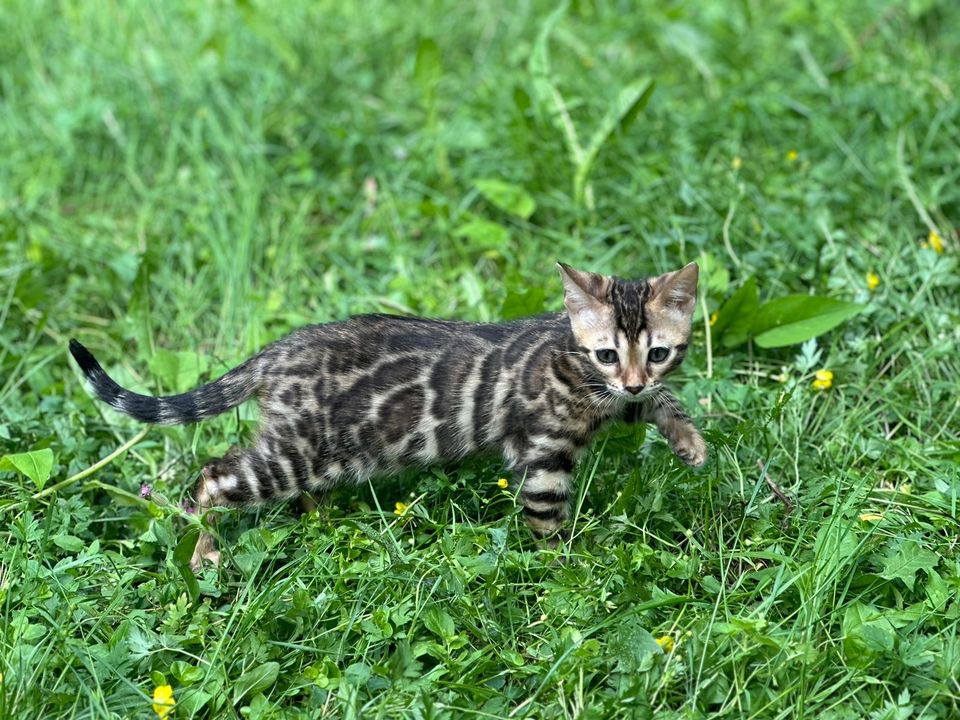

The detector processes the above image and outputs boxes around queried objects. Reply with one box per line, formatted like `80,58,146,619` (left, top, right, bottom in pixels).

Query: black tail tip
69,339,99,375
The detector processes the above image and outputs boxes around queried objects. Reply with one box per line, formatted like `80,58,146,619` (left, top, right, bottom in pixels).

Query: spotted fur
70,263,707,569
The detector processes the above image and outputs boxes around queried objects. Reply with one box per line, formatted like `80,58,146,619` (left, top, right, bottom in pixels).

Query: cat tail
69,339,263,425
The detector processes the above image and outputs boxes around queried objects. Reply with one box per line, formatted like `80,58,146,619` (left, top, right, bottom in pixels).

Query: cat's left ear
556,262,612,330
557,263,610,308
648,262,698,316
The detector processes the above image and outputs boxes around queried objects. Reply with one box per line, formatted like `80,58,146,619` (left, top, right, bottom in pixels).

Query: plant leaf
712,277,759,348
528,2,569,123
173,527,200,602
513,85,533,127
176,563,200,604
528,0,583,177
474,179,536,219
880,539,939,591
176,688,212,716
414,37,442,105
233,662,280,704
813,521,858,570
454,218,510,248
149,349,207,392
842,601,896,666
697,251,730,296
422,606,456,641
500,287,545,320
0,448,54,490
52,534,85,552
607,620,662,673
751,295,865,348
173,527,200,567
586,77,656,157
574,77,655,208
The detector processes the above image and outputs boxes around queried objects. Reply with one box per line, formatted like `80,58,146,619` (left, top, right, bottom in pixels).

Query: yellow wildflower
812,369,833,391
152,685,175,719
928,229,944,253
866,272,880,291
656,635,675,652
731,156,742,170
394,502,408,516
786,149,798,162
858,512,884,522
709,312,718,326
497,478,509,489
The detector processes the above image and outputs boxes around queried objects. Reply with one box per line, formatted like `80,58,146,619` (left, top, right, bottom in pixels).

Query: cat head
557,262,698,400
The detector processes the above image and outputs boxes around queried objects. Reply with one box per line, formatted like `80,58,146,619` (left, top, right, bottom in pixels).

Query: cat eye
648,346,670,363
595,349,619,364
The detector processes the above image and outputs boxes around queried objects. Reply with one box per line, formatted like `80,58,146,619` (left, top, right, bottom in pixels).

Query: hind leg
190,465,225,571
189,450,243,571
189,444,299,571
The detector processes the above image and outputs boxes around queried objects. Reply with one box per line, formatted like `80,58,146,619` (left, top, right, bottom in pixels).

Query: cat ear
648,262,698,316
557,263,611,322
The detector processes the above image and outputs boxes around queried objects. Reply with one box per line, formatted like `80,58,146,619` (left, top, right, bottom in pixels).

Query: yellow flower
786,149,798,162
709,312,718,326
928,229,944,253
656,635,675,652
812,369,833,391
152,685,175,719
497,478,509,489
858,512,884,522
731,156,742,170
865,272,880,291
394,501,408,516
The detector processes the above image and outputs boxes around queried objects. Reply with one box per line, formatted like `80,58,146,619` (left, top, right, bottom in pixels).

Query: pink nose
624,385,643,395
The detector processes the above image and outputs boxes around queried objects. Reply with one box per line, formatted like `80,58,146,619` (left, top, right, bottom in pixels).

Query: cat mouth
616,386,658,401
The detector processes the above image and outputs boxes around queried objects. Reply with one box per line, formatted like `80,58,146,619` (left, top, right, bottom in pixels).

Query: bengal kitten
70,263,707,570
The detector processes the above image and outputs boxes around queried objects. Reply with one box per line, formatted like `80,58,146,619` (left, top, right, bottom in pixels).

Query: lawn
2,0,959,718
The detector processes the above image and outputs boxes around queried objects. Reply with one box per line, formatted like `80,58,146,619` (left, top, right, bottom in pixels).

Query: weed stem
32,426,151,501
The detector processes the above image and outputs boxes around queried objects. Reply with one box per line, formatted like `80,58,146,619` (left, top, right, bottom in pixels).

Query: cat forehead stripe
610,279,651,340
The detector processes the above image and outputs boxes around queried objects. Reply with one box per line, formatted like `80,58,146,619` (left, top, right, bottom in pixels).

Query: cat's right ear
557,263,610,328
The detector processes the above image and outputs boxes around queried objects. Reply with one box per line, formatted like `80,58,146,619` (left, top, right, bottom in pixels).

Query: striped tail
69,339,262,425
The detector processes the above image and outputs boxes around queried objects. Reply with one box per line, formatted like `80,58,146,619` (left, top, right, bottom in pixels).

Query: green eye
595,349,618,364
649,347,669,363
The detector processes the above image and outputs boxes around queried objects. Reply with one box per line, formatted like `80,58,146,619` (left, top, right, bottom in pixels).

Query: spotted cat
70,263,707,569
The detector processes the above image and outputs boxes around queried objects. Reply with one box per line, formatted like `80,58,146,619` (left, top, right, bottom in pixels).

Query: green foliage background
1,0,959,718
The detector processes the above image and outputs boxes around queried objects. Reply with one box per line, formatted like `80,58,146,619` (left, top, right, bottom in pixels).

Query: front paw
672,432,708,467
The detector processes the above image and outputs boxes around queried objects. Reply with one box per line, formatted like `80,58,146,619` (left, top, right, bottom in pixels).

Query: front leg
516,456,573,541
646,389,707,467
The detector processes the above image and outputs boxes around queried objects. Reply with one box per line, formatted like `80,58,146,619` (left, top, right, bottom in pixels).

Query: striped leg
517,457,573,542
190,465,225,571
649,390,707,467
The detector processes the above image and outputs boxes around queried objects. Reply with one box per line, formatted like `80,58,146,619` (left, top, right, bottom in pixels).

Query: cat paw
190,549,220,572
190,532,221,572
672,432,708,467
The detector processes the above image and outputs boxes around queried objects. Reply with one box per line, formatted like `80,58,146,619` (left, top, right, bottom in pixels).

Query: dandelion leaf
880,539,939,591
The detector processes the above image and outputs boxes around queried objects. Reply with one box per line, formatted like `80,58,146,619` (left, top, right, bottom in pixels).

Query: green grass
2,0,959,717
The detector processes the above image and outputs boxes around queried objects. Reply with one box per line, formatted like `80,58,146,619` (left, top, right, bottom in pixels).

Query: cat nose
624,385,644,395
